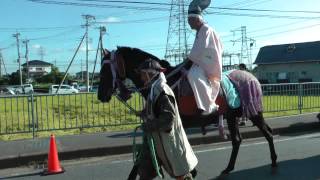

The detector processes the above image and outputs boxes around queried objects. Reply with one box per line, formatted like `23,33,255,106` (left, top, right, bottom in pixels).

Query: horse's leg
127,164,138,180
250,112,277,168
221,114,242,175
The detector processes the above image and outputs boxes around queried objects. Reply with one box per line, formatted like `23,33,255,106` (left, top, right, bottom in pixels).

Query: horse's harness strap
102,51,117,89
115,53,126,79
166,61,187,79
102,50,127,90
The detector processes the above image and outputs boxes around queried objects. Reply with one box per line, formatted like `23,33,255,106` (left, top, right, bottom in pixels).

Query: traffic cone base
42,167,65,176
42,134,65,175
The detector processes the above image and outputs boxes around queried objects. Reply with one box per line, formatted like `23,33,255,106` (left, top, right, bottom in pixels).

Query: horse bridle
102,49,134,102
102,50,125,86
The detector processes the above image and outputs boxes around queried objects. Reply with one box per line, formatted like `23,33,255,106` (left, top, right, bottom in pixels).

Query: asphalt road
1,131,320,180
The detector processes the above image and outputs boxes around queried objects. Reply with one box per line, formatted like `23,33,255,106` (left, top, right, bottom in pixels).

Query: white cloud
32,44,41,49
80,43,94,52
99,17,122,24
258,25,320,47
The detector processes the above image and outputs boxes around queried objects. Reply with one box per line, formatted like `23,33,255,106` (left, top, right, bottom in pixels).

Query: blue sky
1,0,320,74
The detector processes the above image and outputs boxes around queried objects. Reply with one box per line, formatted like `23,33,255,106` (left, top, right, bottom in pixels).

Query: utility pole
0,50,8,77
82,14,95,92
81,59,83,81
0,50,2,78
91,26,106,88
13,32,23,86
39,46,45,61
23,39,30,81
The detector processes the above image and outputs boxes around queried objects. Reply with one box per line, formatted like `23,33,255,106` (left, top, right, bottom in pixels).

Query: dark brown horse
98,46,277,177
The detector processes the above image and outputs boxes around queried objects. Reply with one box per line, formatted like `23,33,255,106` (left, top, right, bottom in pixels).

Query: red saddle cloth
178,94,228,116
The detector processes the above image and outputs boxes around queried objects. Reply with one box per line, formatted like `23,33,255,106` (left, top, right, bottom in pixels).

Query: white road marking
110,132,320,164
196,132,320,153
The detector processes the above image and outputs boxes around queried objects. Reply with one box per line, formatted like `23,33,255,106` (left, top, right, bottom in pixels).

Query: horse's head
98,49,115,102
98,47,148,102
98,46,174,103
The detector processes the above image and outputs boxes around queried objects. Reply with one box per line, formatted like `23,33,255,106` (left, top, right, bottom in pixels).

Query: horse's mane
114,46,180,97
116,46,174,71
117,46,159,61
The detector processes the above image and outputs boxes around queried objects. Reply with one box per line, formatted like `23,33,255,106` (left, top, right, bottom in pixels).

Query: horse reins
102,50,186,115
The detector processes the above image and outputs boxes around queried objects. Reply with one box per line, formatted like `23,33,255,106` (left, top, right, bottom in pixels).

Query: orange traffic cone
42,134,65,175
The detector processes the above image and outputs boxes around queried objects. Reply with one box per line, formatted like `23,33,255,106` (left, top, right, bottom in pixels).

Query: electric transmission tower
231,26,255,69
165,0,191,65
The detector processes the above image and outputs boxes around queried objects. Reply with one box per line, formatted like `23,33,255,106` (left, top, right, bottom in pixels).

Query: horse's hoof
271,164,278,175
190,168,197,178
217,171,229,179
201,126,207,135
220,169,230,175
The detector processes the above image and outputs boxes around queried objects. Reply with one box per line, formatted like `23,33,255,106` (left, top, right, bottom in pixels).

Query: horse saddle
177,77,228,116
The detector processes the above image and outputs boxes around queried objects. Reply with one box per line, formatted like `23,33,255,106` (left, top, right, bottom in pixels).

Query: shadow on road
107,127,218,138
210,155,320,180
0,171,41,179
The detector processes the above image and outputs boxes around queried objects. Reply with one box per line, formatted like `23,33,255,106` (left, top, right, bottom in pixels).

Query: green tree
36,66,72,84
7,71,27,85
0,75,9,85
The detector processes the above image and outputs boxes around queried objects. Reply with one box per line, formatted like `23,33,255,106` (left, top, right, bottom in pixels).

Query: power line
29,27,82,40
0,25,81,32
0,43,16,51
207,11,320,20
27,0,320,15
94,16,168,24
219,0,269,7
27,0,170,11
252,23,320,39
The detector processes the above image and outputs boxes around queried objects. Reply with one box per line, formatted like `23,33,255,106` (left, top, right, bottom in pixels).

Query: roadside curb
0,121,319,170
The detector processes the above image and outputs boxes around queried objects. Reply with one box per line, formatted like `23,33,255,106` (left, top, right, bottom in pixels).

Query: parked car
49,85,79,94
0,87,15,96
8,84,34,94
78,85,92,92
90,85,98,92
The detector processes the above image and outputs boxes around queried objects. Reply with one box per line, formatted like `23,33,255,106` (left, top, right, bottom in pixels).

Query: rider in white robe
187,12,223,115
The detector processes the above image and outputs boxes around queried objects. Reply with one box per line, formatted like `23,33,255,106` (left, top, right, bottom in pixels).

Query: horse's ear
103,49,109,56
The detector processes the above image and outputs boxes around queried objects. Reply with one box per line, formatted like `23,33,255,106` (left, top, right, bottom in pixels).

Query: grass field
0,93,319,140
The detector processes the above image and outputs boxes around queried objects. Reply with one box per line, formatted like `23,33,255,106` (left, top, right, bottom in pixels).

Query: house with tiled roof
22,60,52,78
254,41,320,83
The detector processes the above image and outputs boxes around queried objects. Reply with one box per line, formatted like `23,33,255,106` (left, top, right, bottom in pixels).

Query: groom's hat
188,0,211,19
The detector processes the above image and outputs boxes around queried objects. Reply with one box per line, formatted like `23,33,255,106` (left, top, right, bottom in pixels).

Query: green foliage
6,71,27,85
0,93,144,140
0,75,9,85
35,66,72,84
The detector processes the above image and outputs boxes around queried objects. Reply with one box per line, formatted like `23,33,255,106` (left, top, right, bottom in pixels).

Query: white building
22,60,52,78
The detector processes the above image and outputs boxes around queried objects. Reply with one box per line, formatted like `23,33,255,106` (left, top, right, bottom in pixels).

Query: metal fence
261,82,320,115
0,93,144,136
0,82,320,136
